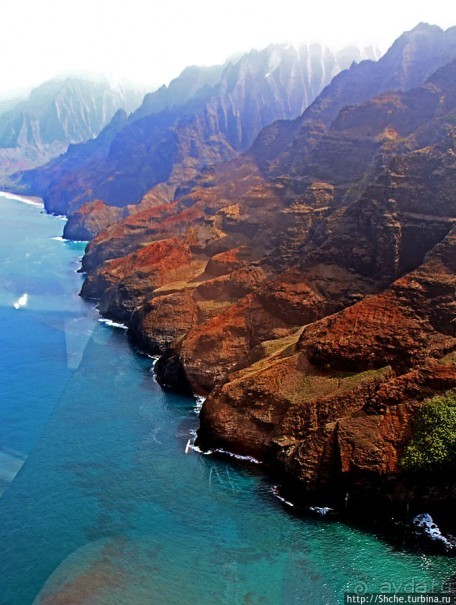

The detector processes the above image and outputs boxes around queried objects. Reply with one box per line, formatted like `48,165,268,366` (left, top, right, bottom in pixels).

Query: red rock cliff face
75,53,456,524
199,228,456,510
149,73,456,396
63,200,125,241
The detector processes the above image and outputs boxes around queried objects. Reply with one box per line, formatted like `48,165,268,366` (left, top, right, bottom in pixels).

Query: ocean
0,194,453,604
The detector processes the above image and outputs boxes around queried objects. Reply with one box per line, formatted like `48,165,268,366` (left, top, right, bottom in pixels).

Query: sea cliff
43,25,456,551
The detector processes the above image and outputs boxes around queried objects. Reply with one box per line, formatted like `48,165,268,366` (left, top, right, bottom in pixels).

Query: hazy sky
2,0,456,95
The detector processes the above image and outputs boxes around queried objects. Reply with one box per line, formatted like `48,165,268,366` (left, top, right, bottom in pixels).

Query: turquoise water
0,194,454,605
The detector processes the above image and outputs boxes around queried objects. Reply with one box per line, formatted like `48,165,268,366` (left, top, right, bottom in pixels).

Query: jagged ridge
0,77,142,178
31,24,456,547
17,44,377,216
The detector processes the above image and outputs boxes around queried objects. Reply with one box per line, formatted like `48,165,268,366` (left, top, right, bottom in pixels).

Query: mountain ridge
72,31,456,546
16,43,378,217
0,77,143,178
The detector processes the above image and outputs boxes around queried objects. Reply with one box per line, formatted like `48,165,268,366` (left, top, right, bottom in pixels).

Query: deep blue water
0,194,453,605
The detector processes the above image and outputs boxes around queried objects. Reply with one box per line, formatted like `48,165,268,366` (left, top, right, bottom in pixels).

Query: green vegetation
402,390,456,473
291,366,389,404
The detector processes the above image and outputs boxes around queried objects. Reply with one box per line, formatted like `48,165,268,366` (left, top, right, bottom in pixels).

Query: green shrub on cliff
402,390,456,473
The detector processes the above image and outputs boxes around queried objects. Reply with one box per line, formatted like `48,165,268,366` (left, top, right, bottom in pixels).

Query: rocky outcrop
198,227,456,512
304,231,456,374
129,289,199,356
81,236,202,320
148,64,455,396
63,201,124,240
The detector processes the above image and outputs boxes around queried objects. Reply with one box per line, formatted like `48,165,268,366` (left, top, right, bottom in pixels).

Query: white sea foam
0,191,43,207
413,513,451,546
189,442,262,464
308,506,333,516
13,293,28,309
194,395,206,415
189,443,212,455
52,235,88,244
98,318,128,330
214,448,262,464
148,356,159,382
271,485,294,507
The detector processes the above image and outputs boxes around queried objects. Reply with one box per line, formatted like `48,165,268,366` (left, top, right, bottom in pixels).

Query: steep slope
72,23,456,246
81,59,456,384
80,44,456,290
74,45,456,536
0,77,142,177
153,121,456,394
17,43,377,216
251,22,456,176
198,227,456,519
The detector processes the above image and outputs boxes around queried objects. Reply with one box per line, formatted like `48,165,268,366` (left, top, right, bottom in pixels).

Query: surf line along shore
0,191,44,208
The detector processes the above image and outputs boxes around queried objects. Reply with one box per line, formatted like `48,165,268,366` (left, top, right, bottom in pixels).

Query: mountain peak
411,22,443,33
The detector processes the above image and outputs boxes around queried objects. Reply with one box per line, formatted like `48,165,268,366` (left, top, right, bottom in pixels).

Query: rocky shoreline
74,112,456,555
85,282,456,555
41,26,456,555
151,331,456,556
